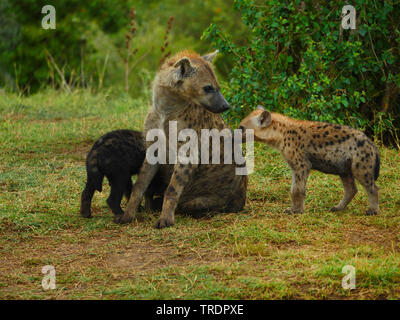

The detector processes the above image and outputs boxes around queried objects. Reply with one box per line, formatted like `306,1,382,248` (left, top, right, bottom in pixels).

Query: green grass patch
0,90,399,300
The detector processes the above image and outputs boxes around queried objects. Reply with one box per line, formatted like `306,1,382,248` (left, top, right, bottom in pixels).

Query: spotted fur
239,106,380,215
116,51,248,228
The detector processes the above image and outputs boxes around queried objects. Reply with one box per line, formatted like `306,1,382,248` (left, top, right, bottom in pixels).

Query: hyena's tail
374,151,380,181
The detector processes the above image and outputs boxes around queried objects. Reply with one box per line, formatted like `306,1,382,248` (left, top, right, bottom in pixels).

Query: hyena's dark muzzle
202,90,230,114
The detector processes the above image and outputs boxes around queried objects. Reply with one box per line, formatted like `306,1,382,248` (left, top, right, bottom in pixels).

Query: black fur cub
80,130,164,218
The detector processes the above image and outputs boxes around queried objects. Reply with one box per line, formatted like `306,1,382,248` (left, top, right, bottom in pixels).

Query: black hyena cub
239,106,380,215
80,130,164,218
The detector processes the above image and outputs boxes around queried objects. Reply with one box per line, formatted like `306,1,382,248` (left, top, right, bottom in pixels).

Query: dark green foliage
203,0,400,144
0,0,130,92
2,0,399,144
0,0,246,95
0,0,20,87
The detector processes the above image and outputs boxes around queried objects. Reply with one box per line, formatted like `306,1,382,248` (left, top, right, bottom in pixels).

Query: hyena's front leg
285,166,310,214
115,161,159,224
155,163,196,229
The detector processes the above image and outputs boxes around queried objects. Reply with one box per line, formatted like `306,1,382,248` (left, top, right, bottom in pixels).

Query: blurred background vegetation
0,0,399,146
0,0,248,94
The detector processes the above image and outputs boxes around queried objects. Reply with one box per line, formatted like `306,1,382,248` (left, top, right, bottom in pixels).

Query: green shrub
203,0,400,145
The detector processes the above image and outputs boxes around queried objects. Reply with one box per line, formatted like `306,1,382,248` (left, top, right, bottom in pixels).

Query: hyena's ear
256,105,265,111
202,50,219,63
259,110,272,127
174,57,195,81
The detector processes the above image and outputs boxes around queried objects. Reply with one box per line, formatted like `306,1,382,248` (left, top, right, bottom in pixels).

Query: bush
203,0,400,145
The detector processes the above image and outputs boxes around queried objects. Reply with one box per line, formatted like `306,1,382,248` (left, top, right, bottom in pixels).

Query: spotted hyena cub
239,106,380,215
80,130,164,218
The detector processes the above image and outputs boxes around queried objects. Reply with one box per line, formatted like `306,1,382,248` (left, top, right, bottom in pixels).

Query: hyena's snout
216,91,230,112
205,90,230,113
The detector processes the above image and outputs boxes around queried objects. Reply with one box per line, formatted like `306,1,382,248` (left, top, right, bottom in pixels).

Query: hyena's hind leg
354,173,379,215
106,174,129,216
352,159,379,215
80,183,96,218
330,175,358,212
80,171,104,218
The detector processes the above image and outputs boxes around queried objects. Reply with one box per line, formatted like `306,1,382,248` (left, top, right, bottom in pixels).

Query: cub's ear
259,110,272,127
256,105,265,111
202,50,219,63
174,57,195,80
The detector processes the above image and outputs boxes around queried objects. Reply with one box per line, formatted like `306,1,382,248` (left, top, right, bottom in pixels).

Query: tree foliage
0,0,131,91
0,0,246,94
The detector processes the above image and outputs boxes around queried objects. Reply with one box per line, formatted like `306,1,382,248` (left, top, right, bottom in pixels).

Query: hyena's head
156,50,230,113
239,105,272,141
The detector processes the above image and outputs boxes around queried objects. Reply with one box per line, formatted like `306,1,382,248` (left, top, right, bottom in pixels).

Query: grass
0,89,399,300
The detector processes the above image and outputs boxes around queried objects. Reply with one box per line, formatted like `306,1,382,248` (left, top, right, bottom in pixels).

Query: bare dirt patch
0,228,229,283
105,242,222,272
342,224,399,251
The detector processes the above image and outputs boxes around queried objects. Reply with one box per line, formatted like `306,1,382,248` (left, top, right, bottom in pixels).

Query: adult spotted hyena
239,106,380,215
115,50,248,228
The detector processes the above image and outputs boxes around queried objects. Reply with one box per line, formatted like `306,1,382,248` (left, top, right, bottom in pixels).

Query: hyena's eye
203,85,215,93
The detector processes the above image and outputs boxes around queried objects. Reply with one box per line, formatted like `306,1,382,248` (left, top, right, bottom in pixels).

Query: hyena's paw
80,205,92,218
284,208,303,215
330,206,344,212
80,211,92,218
154,216,175,229
365,209,378,216
113,213,133,224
